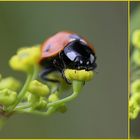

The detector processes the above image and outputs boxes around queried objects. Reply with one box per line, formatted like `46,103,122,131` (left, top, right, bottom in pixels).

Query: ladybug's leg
57,52,71,84
61,70,71,84
59,52,66,69
39,67,60,83
53,58,70,84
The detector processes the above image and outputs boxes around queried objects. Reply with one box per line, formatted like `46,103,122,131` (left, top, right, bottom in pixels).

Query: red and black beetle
39,31,97,83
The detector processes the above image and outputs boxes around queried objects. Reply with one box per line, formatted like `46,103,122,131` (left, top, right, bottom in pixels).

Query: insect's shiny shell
39,31,95,65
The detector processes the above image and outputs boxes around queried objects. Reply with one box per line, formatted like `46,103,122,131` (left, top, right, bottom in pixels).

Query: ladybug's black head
60,40,97,71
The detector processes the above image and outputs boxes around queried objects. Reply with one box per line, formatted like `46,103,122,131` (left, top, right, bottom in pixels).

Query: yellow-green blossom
131,79,140,94
131,93,140,106
48,94,59,102
129,99,140,119
0,88,17,106
132,30,140,48
27,93,37,103
0,77,21,91
34,97,47,110
132,49,140,66
28,80,50,96
9,45,41,73
27,93,47,110
64,69,94,81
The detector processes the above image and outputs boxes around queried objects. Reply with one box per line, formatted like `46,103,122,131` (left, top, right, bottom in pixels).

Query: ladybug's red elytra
39,31,97,84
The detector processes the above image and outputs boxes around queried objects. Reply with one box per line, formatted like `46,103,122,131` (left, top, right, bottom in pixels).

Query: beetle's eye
90,54,95,63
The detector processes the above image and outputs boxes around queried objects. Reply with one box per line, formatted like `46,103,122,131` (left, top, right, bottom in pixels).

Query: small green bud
131,79,140,94
23,91,31,100
27,94,47,110
28,80,50,96
129,99,140,119
27,93,38,103
47,104,67,115
0,88,17,106
56,104,67,113
131,93,140,106
35,97,47,110
132,30,140,48
47,106,56,115
132,49,140,66
0,77,21,91
48,94,59,102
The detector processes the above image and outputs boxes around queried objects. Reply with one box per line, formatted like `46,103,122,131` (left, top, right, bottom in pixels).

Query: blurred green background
0,2,127,138
130,1,140,138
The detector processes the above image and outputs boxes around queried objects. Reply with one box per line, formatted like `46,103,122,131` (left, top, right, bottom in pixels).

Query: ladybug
39,31,97,83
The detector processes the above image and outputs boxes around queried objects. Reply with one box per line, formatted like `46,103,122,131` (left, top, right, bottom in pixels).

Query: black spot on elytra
45,44,51,52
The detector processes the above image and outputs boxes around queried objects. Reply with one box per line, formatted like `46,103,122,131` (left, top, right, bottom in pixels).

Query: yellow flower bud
27,93,47,110
64,69,94,81
0,77,21,91
35,97,47,110
129,99,140,119
9,45,41,73
27,93,37,103
48,94,59,102
132,49,140,66
0,89,17,106
132,30,140,48
28,80,50,96
131,79,140,94
131,93,140,106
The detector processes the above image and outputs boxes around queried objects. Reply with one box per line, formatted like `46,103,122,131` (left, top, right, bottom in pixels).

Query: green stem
47,92,79,107
47,80,84,108
16,109,48,116
16,107,58,116
7,72,34,112
46,107,56,115
15,103,31,111
32,65,40,80
7,65,39,113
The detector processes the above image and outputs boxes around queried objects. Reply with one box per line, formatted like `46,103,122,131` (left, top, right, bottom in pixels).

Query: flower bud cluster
130,30,140,119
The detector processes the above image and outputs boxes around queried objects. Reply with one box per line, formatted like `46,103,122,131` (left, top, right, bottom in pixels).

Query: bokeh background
0,2,127,138
130,1,140,138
